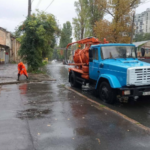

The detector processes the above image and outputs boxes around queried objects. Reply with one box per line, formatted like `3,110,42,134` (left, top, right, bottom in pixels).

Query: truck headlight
122,90,130,95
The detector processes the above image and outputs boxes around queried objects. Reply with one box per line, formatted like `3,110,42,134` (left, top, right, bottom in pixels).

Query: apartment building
134,8,150,34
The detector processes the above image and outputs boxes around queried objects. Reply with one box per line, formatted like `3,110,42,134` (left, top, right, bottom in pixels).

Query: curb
0,79,56,85
0,81,20,85
65,86,150,134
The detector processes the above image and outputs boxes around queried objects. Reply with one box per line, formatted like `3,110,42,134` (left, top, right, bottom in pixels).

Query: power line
45,0,55,11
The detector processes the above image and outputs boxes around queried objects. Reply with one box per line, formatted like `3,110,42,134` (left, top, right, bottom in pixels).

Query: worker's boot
25,75,28,80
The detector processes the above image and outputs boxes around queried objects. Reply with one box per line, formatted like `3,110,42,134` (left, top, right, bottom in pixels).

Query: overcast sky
0,0,150,33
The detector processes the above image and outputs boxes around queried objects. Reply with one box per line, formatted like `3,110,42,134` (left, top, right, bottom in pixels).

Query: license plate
143,92,150,96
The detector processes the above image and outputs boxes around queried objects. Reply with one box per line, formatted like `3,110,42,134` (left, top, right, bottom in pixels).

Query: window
92,48,99,60
95,49,98,60
101,46,136,59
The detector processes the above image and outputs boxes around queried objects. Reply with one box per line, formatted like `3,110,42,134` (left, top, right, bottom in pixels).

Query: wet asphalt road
1,62,150,150
48,61,150,128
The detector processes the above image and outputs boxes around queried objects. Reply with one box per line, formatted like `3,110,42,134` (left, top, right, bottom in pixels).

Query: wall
0,50,5,64
0,29,6,45
137,41,150,57
6,32,11,48
9,37,21,63
15,40,21,62
0,27,21,64
0,28,9,64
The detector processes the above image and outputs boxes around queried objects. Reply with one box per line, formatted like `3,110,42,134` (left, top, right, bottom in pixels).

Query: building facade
134,8,150,34
133,40,150,58
0,27,20,64
10,36,21,63
0,27,10,64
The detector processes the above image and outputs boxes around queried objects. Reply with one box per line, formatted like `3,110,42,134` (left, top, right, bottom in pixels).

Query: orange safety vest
18,62,28,77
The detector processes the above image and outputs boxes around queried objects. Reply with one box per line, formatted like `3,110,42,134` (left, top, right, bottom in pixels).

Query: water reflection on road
47,61,150,128
14,61,150,150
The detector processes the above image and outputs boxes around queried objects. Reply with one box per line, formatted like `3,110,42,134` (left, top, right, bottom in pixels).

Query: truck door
89,48,99,80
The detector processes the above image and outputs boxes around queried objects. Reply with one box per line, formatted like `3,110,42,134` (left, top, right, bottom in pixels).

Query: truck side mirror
89,48,93,62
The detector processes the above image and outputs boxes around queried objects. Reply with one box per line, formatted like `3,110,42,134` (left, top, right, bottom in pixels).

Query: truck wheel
70,72,82,88
99,81,116,104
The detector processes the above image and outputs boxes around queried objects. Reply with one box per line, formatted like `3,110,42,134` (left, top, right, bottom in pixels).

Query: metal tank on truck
66,37,150,104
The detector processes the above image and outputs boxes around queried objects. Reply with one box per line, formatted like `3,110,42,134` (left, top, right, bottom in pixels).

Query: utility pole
130,11,135,44
28,0,31,17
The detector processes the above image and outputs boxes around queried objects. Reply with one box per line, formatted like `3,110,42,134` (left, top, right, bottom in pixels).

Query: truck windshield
101,46,136,59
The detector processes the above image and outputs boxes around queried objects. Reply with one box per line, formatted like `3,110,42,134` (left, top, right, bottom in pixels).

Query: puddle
17,108,51,119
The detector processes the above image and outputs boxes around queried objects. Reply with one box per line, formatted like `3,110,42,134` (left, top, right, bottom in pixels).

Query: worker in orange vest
18,62,28,81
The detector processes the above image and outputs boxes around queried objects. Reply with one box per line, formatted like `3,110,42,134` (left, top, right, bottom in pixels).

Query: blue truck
67,37,150,104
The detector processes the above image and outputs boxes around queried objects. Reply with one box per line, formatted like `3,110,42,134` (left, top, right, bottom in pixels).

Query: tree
52,47,65,61
73,0,89,40
59,21,72,48
59,21,72,60
73,0,104,40
134,33,150,42
94,0,140,43
86,0,104,35
16,10,60,71
94,19,114,42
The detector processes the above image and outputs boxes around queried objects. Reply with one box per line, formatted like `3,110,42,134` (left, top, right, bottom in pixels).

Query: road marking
65,86,150,134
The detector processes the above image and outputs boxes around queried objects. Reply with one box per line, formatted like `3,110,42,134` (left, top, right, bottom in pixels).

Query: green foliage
73,0,88,40
86,0,104,35
73,0,104,40
16,10,60,71
59,21,72,48
52,48,65,61
42,60,48,66
59,21,72,60
27,66,46,74
52,21,72,61
134,33,150,42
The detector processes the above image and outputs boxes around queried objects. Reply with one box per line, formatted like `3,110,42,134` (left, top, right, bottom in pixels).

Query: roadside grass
10,61,17,64
100,104,105,107
27,66,46,74
27,60,48,74
42,60,48,66
28,69,47,74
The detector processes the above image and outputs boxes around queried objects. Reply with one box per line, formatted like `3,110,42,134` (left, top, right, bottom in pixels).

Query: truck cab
89,44,150,103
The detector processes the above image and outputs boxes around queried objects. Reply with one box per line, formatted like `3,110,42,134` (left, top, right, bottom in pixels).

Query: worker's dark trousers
18,73,28,81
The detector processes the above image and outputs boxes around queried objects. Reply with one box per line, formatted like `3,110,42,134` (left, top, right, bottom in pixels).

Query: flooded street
48,61,150,128
1,62,150,150
1,0,150,149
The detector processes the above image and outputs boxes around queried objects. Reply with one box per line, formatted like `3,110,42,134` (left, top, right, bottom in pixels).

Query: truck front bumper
119,86,150,97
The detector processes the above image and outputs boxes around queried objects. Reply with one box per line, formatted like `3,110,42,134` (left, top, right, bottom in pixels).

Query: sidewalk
0,64,27,84
0,64,55,85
